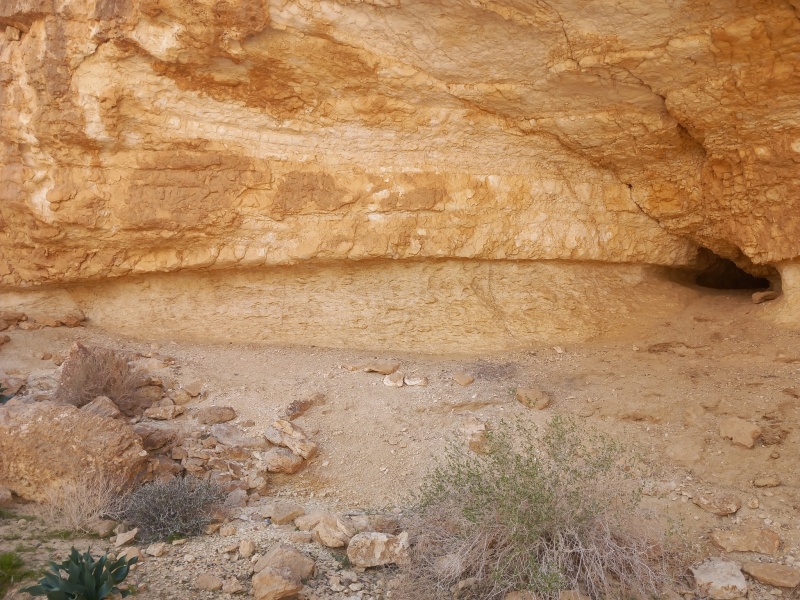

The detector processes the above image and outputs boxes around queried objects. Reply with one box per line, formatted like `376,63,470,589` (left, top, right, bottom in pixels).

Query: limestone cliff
1,0,799,349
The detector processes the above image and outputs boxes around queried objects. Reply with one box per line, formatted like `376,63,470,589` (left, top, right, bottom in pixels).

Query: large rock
0,402,147,501
346,531,409,567
692,558,748,600
252,545,315,600
741,562,800,588
3,0,800,352
711,528,781,556
196,406,237,425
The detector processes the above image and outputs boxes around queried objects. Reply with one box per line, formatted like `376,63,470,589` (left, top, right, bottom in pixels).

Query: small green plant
23,547,137,599
400,416,680,600
120,476,225,542
0,551,35,596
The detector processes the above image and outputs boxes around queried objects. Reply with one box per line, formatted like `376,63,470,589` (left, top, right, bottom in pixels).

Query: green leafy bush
23,547,136,599
400,416,679,599
0,551,35,597
120,476,225,542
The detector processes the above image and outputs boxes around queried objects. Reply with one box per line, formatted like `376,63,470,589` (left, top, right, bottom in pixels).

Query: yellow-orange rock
0,402,147,501
1,0,799,347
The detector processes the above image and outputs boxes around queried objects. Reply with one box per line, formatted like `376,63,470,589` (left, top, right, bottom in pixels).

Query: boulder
691,558,747,599
196,405,237,425
252,545,315,599
0,402,146,502
346,531,409,567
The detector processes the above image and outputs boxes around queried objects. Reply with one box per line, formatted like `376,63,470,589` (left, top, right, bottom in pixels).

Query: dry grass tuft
54,343,147,410
38,473,126,533
398,417,688,600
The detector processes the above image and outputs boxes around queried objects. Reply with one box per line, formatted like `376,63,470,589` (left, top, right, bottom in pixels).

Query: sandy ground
2,284,800,598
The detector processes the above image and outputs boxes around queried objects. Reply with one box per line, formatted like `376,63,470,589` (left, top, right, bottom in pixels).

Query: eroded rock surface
1,0,799,345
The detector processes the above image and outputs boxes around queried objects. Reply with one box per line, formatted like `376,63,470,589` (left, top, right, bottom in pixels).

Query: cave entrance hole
693,250,771,290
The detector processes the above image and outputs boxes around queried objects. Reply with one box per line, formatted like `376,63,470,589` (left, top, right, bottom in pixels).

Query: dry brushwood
39,473,126,533
399,417,687,600
120,476,225,542
54,343,147,412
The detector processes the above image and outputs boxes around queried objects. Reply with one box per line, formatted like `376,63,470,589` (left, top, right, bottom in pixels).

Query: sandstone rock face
1,0,799,347
0,402,147,501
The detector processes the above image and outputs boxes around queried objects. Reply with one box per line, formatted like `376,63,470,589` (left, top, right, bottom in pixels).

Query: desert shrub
54,343,147,409
38,474,125,533
24,547,137,599
0,551,35,597
400,417,680,600
120,476,225,542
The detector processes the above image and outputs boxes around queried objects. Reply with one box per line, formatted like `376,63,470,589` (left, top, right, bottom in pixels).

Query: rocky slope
1,0,799,348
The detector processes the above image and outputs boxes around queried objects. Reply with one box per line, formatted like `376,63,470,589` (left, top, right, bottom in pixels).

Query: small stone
225,489,248,509
222,577,246,594
559,592,590,600
0,487,13,507
262,447,305,474
312,514,358,548
40,352,52,360
4,26,21,42
263,501,305,525
146,542,167,557
118,547,143,565
239,539,257,558
691,558,748,599
114,528,138,547
748,498,760,509
294,512,326,531
461,417,489,454
711,528,781,555
720,417,761,448
183,380,204,397
269,419,317,459
754,476,781,488
288,531,312,544
403,375,428,386
89,518,117,538
144,405,185,420
282,392,325,420
195,573,224,591
504,592,537,600
363,362,400,375
219,524,238,537
81,396,122,420
742,562,800,588
346,531,409,567
453,371,475,386
515,387,551,410
196,406,237,425
692,493,741,516
752,291,780,304
0,335,10,346
383,372,404,387
172,389,193,405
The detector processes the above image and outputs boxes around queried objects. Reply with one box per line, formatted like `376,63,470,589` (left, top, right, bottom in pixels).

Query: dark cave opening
694,255,771,290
